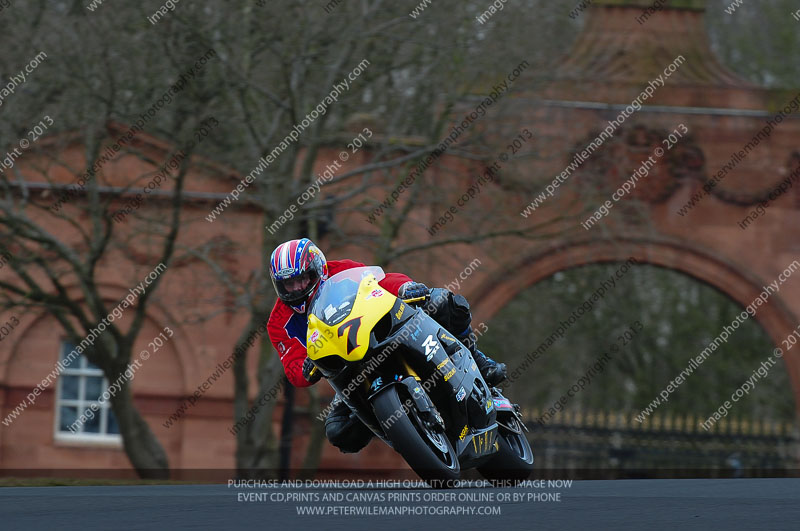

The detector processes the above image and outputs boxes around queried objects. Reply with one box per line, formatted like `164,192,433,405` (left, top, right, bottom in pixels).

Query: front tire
372,385,460,485
477,417,534,482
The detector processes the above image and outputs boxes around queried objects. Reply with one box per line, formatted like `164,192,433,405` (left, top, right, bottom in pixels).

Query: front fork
490,388,529,435
370,376,446,434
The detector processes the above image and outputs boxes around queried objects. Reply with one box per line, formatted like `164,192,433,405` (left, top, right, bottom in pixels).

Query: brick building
1,0,798,478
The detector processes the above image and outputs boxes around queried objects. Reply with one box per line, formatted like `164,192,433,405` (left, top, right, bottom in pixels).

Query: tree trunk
278,383,295,480
235,339,284,478
109,382,170,479
299,386,327,480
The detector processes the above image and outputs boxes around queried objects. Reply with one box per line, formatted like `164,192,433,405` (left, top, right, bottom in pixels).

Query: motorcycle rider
267,238,506,453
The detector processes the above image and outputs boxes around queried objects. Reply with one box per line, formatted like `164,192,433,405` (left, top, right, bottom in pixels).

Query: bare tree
0,3,228,477
0,0,582,478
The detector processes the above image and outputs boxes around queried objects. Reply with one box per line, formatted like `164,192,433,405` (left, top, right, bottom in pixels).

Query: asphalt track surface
1,479,798,530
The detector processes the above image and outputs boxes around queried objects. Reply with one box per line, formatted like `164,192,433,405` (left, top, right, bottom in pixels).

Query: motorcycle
306,266,534,484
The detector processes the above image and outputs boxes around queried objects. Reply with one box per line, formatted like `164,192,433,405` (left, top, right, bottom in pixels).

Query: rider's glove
398,281,429,303
302,357,322,384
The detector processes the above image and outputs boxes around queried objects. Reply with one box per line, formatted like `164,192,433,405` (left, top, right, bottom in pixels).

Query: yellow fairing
307,274,395,362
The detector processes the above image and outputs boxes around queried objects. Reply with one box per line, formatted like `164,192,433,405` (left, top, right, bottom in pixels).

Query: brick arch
469,237,800,413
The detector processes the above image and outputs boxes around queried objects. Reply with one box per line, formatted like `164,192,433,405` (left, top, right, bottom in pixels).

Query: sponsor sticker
493,397,513,410
456,387,467,401
423,335,440,361
277,268,295,279
365,289,384,300
309,330,320,343
370,377,383,391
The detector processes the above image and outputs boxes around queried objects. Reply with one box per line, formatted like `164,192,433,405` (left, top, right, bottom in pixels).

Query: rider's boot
456,326,507,387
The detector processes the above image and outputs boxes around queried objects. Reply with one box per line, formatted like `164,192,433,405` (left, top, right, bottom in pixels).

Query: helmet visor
274,269,320,305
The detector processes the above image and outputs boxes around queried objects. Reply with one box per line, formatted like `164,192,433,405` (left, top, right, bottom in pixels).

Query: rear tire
372,385,460,485
477,417,534,483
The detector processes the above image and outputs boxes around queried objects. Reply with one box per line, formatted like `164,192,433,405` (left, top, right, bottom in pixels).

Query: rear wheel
372,385,460,485
477,417,534,483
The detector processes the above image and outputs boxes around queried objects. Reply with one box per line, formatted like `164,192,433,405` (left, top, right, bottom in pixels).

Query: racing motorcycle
306,266,534,484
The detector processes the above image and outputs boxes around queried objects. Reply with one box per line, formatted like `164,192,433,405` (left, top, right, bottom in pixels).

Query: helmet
269,238,328,313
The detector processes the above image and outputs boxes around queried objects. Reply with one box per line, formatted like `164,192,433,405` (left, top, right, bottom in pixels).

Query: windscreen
309,266,385,326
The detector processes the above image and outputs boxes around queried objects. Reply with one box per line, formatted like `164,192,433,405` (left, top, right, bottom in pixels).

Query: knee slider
324,413,350,440
325,413,372,453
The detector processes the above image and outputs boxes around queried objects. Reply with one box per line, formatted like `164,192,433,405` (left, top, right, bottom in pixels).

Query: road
1,479,798,530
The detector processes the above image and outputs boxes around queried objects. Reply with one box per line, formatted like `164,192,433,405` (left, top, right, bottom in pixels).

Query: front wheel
477,417,534,482
372,385,460,485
